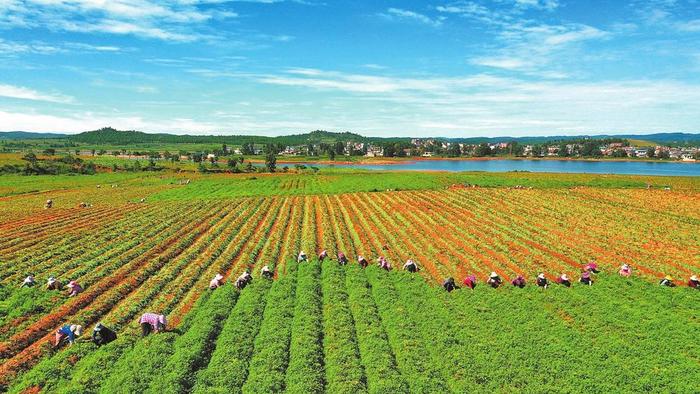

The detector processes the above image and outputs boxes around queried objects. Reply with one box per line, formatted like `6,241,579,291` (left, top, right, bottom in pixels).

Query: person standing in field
403,259,418,273
487,272,503,288
463,274,477,290
511,275,526,288
92,322,117,346
687,275,699,289
20,275,36,288
140,313,167,336
556,273,572,287
619,264,632,277
54,324,83,347
337,251,348,265
536,273,548,289
443,277,458,292
66,281,83,297
209,273,224,289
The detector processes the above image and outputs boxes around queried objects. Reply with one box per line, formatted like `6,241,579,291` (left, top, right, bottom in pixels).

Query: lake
312,159,700,176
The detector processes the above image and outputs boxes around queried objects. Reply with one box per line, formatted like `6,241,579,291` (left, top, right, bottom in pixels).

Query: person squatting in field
659,275,676,287
54,324,83,347
377,256,391,271
235,270,253,290
358,255,369,269
442,277,458,292
46,276,61,290
261,265,273,279
92,322,117,346
580,271,593,286
140,313,167,336
209,273,224,289
20,275,36,288
66,281,83,297
511,275,526,288
619,264,632,277
557,273,572,287
487,272,503,288
403,259,418,273
537,273,548,289
462,274,477,290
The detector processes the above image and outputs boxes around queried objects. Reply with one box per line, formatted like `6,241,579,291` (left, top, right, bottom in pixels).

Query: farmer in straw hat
486,272,503,288
536,273,548,289
659,275,676,287
209,273,224,289
54,324,83,347
557,273,572,287
687,275,699,289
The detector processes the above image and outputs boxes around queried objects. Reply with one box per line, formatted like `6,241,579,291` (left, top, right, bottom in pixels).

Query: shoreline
267,156,698,166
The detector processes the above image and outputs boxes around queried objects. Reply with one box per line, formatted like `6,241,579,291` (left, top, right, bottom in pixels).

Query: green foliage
284,260,325,393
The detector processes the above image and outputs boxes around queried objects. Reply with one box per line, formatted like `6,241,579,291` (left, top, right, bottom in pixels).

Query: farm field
1,170,699,392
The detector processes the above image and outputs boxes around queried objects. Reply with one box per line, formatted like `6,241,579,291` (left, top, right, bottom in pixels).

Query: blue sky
0,0,699,137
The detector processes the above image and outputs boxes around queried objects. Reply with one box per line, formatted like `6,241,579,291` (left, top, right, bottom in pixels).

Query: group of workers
31,251,700,351
443,262,700,292
21,275,84,297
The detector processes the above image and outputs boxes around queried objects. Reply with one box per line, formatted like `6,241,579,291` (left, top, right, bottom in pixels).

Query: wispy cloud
0,83,74,103
380,8,445,28
0,0,238,41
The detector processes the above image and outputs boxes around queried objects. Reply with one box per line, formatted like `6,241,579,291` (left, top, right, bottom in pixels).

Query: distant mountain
0,131,69,139
4,128,700,146
69,127,409,146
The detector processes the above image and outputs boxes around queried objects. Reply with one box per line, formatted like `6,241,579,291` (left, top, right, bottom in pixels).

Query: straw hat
664,275,673,281
70,325,83,336
538,273,545,279
561,274,570,281
691,275,698,282
67,281,78,288
214,273,224,281
490,272,498,278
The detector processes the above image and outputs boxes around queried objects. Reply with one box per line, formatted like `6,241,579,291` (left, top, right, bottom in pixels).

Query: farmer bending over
261,265,273,279
463,274,477,290
659,275,676,287
337,252,348,265
556,273,572,287
403,259,418,273
619,264,632,277
358,255,369,269
235,271,252,290
579,271,593,286
21,275,36,288
140,313,167,336
209,273,224,289
443,277,458,292
487,272,502,288
46,276,61,290
54,324,83,347
297,251,307,263
67,281,83,297
92,322,117,346
511,275,526,288
536,273,548,289
318,250,328,261
687,275,699,289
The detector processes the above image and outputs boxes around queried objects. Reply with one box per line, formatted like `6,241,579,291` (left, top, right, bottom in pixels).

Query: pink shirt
140,313,167,329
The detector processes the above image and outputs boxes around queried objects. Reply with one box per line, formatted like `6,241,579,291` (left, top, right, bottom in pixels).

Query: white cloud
0,84,74,103
675,19,700,32
380,8,445,28
0,0,237,41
